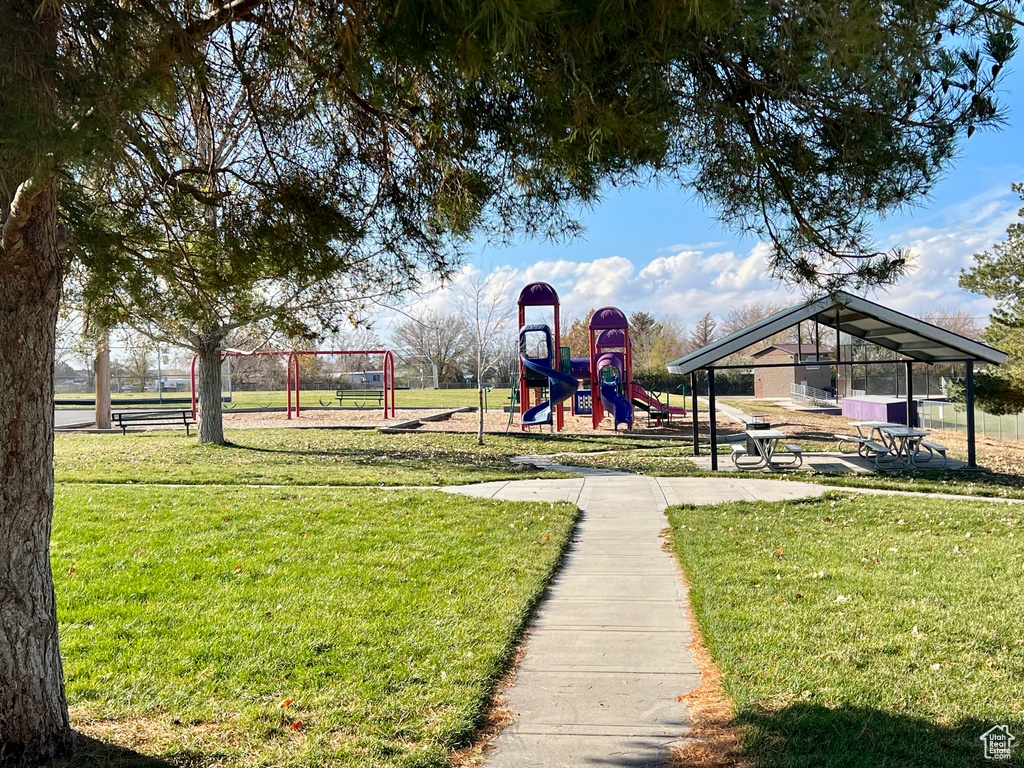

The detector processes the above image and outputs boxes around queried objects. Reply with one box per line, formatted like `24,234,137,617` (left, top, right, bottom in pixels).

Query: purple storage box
841,396,917,426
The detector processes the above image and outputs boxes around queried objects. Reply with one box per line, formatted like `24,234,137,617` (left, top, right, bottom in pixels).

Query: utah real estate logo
979,725,1015,761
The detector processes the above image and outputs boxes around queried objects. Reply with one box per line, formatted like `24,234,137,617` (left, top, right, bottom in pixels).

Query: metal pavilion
666,291,1008,471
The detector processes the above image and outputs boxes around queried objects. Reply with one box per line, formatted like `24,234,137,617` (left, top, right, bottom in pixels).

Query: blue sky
386,64,1023,335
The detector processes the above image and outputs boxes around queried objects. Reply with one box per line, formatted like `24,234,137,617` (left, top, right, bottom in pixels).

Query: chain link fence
918,400,1023,442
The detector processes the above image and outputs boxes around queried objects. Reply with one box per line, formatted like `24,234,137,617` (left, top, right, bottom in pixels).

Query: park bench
112,409,196,436
835,433,895,460
336,389,384,408
834,433,870,453
915,440,948,468
862,440,890,456
781,443,804,469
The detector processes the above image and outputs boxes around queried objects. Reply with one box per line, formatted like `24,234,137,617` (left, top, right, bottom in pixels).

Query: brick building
750,344,832,399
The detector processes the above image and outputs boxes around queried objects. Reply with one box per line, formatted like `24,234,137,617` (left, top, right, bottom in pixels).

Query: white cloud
638,250,699,281
521,256,636,315
373,183,1018,341
375,244,797,338
872,191,1016,317
711,243,772,291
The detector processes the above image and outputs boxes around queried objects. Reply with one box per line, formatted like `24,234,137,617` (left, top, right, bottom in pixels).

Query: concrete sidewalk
443,471,827,767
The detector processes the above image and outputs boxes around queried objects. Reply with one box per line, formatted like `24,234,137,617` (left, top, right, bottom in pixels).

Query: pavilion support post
905,360,914,427
966,363,977,469
691,372,699,456
708,368,718,471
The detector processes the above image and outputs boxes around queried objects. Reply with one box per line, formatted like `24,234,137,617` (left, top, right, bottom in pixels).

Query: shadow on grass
820,467,1024,495
216,441,510,463
792,429,838,442
53,735,178,768
217,432,658,461
733,703,1022,768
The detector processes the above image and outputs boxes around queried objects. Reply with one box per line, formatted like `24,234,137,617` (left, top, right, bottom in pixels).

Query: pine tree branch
184,0,270,38
961,0,1024,27
1,174,53,258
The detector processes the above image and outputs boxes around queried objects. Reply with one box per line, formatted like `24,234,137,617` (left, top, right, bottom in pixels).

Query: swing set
190,349,397,420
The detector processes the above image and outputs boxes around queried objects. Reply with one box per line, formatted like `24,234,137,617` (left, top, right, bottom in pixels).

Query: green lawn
54,429,674,486
59,386,688,410
668,493,1024,767
51,426,632,765
57,388,513,409
394,388,512,408
54,483,577,768
226,388,513,409
50,413,1024,768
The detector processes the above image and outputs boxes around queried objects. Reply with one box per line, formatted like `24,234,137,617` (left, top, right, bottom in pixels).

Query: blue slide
600,379,634,430
520,325,578,426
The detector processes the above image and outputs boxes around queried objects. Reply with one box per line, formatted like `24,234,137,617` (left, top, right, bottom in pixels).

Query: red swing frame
191,349,396,420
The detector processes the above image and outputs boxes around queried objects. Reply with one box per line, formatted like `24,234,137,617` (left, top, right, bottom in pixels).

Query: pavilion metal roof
666,290,1007,376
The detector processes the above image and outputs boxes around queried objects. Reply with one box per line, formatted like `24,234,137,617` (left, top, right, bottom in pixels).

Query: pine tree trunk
196,339,225,445
94,333,111,430
0,180,75,761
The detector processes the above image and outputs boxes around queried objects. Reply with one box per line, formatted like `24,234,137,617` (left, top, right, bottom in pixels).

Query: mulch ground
220,405,735,439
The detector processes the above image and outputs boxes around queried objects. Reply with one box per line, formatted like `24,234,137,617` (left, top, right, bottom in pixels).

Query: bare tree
647,316,689,370
114,329,161,393
54,310,89,373
221,328,289,391
492,327,521,386
629,312,689,382
917,307,983,340
453,270,517,444
391,311,471,385
722,301,791,350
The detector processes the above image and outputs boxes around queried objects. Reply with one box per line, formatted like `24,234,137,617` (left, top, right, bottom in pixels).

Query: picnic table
835,421,948,469
877,426,931,470
835,421,902,457
852,421,904,446
732,429,803,470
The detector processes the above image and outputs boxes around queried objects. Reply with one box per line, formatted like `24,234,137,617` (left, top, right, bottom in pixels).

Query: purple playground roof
596,351,625,373
595,328,625,349
518,282,559,307
589,306,628,330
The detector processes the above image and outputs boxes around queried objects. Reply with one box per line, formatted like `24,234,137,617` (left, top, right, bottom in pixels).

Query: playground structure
190,349,396,420
589,309,635,431
518,282,573,431
516,282,684,432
